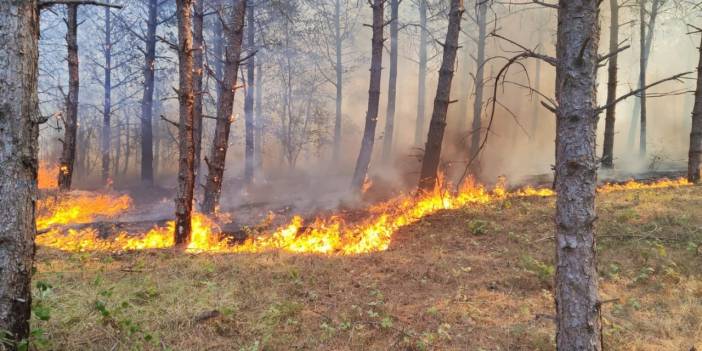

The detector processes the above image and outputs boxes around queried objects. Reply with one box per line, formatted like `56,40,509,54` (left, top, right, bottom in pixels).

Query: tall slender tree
140,0,158,184
688,32,702,183
414,0,428,145
243,0,255,184
601,0,620,168
468,1,487,165
58,4,80,190
554,0,602,348
174,0,197,245
350,0,385,192
0,2,39,347
193,0,204,183
382,0,399,161
201,0,248,214
418,0,463,191
101,2,112,184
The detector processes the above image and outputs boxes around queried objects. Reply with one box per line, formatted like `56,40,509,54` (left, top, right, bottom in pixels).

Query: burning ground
28,179,702,350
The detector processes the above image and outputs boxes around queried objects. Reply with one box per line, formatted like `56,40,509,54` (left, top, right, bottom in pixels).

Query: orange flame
37,193,132,230
38,162,59,189
35,177,690,255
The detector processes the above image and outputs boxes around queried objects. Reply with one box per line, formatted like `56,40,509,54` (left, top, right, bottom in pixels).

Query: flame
34,177,691,255
36,193,132,230
38,162,59,189
598,177,690,193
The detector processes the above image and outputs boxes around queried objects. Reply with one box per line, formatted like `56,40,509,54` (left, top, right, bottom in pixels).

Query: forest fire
38,162,59,189
34,177,689,255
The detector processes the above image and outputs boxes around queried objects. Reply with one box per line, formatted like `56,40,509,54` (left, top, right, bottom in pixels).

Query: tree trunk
687,34,702,183
101,2,112,184
554,0,602,349
174,0,196,245
417,0,463,191
601,0,619,168
193,0,204,184
638,1,647,156
469,2,487,163
0,1,39,347
382,0,399,161
332,0,343,162
58,4,80,191
201,0,247,214
627,0,660,152
243,0,255,184
350,0,384,192
414,0,427,146
140,0,158,184
122,112,131,176
254,55,263,174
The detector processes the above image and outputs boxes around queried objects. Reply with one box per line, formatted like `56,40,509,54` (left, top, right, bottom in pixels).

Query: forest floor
32,185,702,350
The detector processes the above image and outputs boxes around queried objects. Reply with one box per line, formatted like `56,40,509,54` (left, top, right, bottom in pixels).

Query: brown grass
31,186,702,350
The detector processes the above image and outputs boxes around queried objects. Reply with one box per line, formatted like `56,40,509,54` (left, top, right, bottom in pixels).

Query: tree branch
596,72,691,113
39,0,123,9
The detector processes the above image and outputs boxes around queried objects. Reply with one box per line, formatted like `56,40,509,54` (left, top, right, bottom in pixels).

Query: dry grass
31,186,702,350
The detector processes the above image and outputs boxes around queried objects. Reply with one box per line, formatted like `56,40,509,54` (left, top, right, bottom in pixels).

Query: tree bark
638,1,647,156
58,4,80,191
174,0,196,245
414,0,427,146
687,33,702,183
0,1,39,347
350,0,384,192
382,0,399,161
554,0,602,349
140,0,157,184
254,54,263,174
201,0,247,214
601,0,619,169
417,0,463,191
193,0,204,183
332,0,343,162
469,2,487,165
101,2,112,184
243,0,255,184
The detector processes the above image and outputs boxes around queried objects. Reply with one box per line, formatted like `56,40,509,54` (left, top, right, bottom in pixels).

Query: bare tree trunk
255,55,263,174
350,0,384,192
638,1,647,156
193,0,204,184
627,0,660,152
332,0,343,162
414,0,427,146
102,2,112,184
0,1,38,347
122,112,131,176
174,0,196,245
554,0,602,349
58,4,80,191
469,2,487,164
382,0,399,161
530,30,543,138
243,0,255,184
688,33,702,183
140,0,157,184
417,0,463,191
601,0,619,168
201,0,247,214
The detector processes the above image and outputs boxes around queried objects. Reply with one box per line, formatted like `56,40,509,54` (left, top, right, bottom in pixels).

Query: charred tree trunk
0,1,39,347
243,1,255,184
417,0,463,191
140,0,158,184
469,2,487,164
332,0,343,162
601,0,619,168
554,0,602,349
350,0,384,192
687,34,702,183
193,0,204,183
101,3,112,184
382,0,399,161
174,0,196,245
414,0,427,145
58,4,80,191
201,0,247,214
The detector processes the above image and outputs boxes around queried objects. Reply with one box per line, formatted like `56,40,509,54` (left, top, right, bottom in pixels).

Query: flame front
38,162,59,189
35,177,689,255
